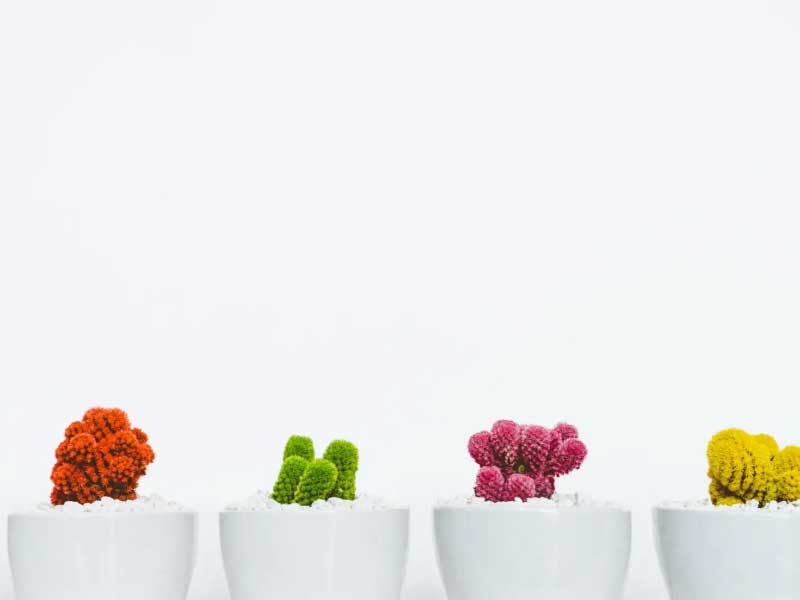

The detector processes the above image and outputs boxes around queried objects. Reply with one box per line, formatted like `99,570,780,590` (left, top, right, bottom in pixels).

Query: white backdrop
2,0,800,598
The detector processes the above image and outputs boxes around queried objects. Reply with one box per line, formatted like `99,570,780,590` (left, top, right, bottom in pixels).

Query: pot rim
219,506,409,516
653,505,800,518
9,510,198,520
433,504,629,515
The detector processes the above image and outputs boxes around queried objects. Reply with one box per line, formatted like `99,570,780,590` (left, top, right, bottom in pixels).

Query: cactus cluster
707,428,800,506
50,407,155,505
272,435,359,505
468,419,587,502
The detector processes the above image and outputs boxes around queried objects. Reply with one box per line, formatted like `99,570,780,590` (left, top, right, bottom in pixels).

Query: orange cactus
50,407,155,505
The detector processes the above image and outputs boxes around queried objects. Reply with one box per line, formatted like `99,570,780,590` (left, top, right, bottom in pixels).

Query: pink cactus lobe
553,422,579,440
520,425,551,474
533,475,555,498
475,466,505,502
468,431,494,467
553,438,587,476
490,420,521,467
502,473,536,501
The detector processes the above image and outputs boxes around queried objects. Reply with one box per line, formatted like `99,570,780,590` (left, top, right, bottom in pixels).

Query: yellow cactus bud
753,434,779,458
775,446,800,475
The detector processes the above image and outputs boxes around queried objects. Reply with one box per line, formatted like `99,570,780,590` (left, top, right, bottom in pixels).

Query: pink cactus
468,419,587,502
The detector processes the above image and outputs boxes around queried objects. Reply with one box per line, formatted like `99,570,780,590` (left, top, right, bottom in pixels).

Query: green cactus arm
272,455,309,504
294,459,338,506
283,435,315,462
323,439,359,501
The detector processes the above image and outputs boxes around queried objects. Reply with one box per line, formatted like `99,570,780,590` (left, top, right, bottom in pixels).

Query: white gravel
225,491,397,511
34,494,186,514
437,493,623,509
659,498,800,513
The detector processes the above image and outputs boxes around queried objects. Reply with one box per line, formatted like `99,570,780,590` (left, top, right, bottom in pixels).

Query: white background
2,0,800,598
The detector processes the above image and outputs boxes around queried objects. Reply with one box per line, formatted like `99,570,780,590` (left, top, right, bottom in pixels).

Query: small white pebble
657,498,800,513
437,493,621,510
62,501,82,514
225,492,396,512
33,494,186,514
312,499,335,511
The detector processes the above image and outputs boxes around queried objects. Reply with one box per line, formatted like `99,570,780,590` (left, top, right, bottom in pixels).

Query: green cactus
271,434,359,504
294,458,338,506
323,440,359,500
284,435,314,462
272,455,309,503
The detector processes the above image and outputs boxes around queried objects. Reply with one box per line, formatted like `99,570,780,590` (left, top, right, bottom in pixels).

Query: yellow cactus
707,429,800,506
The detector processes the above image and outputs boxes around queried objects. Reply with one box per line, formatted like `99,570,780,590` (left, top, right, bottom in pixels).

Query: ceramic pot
220,508,409,600
434,505,631,600
8,511,198,600
654,506,800,600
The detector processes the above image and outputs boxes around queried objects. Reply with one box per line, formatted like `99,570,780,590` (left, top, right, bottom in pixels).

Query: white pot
8,511,198,600
434,505,631,600
654,506,800,600
220,508,410,600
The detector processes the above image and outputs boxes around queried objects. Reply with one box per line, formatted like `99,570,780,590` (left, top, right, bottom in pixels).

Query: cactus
323,440,359,501
294,459,338,505
271,435,359,504
468,419,587,502
284,435,314,462
707,428,800,506
50,407,155,505
272,455,309,503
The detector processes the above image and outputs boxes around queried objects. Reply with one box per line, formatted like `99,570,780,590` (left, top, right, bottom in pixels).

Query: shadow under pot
7,511,198,600
434,504,631,600
220,508,410,600
654,506,800,600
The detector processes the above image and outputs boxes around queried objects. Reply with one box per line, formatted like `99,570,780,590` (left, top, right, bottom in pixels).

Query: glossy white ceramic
220,508,410,600
654,506,800,600
8,511,198,600
434,505,631,600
